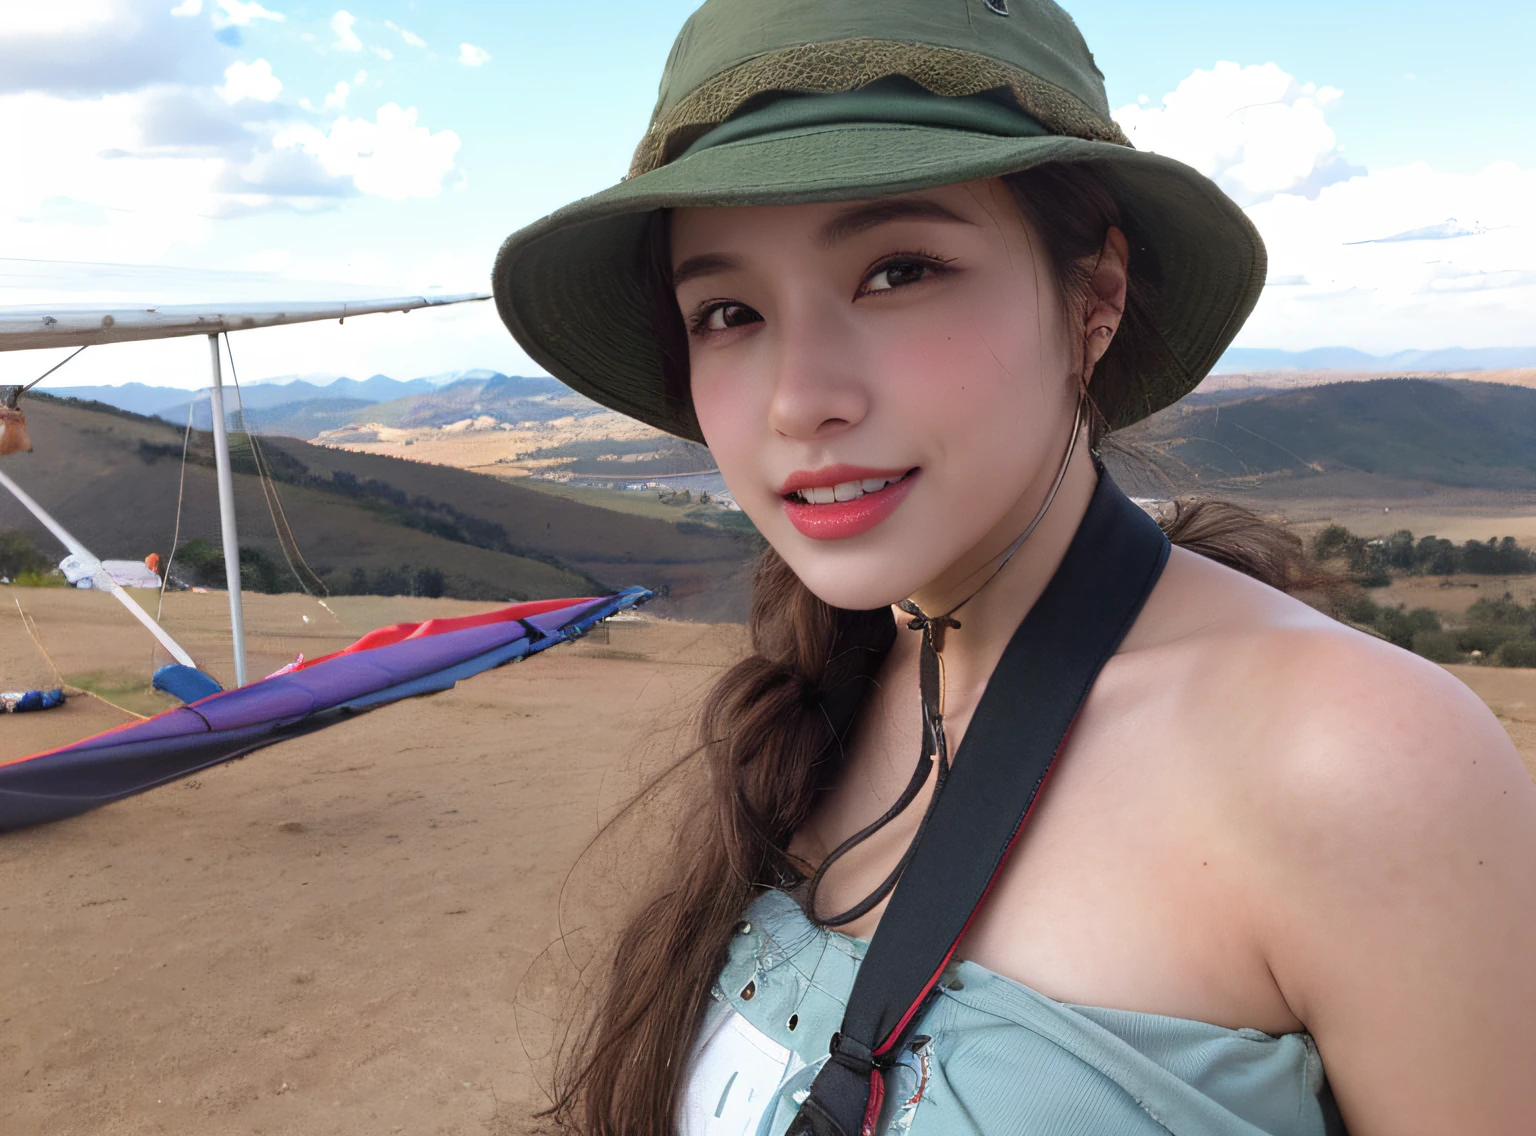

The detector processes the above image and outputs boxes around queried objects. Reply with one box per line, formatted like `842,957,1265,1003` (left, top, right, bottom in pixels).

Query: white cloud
273,103,462,199
457,43,489,67
3,0,221,96
322,80,349,110
212,0,284,27
384,19,425,48
169,0,202,15
216,58,281,104
1117,63,1536,352
371,45,394,61
331,10,361,52
2,0,120,36
1114,62,1360,207
1242,161,1536,350
353,69,367,85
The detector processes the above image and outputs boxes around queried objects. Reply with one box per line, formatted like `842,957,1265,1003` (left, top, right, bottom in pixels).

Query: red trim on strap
872,716,1077,1057
860,1068,887,1136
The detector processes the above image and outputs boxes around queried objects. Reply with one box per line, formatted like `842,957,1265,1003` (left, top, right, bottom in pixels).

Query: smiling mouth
783,470,915,505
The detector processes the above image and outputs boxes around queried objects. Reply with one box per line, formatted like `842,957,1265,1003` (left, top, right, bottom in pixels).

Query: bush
1412,630,1464,663
319,563,451,598
0,530,51,578
11,570,65,587
1338,594,1441,650
1493,638,1536,668
1373,605,1441,650
173,538,301,594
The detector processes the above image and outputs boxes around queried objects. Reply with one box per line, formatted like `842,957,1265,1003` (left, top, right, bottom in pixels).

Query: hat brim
493,122,1265,442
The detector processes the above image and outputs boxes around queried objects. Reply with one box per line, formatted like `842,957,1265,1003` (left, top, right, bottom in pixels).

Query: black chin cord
807,397,1085,928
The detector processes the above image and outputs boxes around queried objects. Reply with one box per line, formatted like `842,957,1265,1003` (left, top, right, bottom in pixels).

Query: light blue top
699,889,1342,1135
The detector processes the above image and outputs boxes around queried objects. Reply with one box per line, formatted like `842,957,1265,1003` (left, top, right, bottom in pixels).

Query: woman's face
672,177,1097,611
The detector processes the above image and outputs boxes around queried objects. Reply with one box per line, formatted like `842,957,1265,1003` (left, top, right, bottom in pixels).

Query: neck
898,441,1100,714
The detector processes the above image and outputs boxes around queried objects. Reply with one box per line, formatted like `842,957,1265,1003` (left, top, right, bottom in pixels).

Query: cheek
692,365,763,476
873,303,1061,463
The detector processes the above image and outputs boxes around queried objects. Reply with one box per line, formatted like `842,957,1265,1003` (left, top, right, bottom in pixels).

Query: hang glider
0,294,488,351
0,289,490,686
0,588,650,833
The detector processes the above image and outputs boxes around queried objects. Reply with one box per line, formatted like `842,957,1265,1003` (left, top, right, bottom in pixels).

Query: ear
1081,226,1130,383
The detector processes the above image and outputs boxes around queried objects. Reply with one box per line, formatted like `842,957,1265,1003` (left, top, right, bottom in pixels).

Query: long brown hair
544,162,1318,1134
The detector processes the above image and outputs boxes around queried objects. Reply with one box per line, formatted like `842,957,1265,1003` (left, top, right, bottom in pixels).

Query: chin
762,528,946,613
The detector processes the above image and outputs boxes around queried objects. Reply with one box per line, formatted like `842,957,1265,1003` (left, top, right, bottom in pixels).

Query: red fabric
860,1069,886,1136
296,597,595,671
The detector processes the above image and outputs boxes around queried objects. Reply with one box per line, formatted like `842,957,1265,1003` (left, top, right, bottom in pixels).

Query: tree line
1313,524,1536,586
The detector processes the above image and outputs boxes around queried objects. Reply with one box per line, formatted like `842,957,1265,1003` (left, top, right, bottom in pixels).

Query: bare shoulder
1138,546,1532,858
1138,546,1536,1133
1137,544,1519,782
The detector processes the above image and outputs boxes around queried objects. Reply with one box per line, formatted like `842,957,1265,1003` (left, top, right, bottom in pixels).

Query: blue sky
1,0,1532,390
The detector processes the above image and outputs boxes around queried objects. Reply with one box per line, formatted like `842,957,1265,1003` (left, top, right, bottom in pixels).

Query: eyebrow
816,198,976,248
671,252,738,288
669,198,975,287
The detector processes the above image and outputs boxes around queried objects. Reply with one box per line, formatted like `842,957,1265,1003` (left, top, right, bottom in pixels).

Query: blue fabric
703,890,1335,1135
152,664,224,704
2,689,65,713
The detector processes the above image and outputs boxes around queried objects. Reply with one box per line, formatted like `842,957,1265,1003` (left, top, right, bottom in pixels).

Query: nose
765,303,870,441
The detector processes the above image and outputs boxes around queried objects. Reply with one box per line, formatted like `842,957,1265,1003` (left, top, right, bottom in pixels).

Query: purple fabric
56,607,559,746
1,588,649,833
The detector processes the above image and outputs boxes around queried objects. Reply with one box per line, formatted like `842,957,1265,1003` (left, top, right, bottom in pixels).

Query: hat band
678,80,1049,163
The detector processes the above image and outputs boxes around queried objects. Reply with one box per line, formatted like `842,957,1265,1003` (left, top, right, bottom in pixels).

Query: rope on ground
155,399,196,627
67,687,151,721
13,596,63,688
14,597,152,722
221,333,331,597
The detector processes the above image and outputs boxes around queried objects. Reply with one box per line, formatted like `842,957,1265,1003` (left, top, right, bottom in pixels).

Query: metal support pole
0,466,197,668
206,334,247,687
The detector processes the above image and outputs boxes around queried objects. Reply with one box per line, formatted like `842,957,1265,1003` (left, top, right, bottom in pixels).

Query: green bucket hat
493,0,1266,443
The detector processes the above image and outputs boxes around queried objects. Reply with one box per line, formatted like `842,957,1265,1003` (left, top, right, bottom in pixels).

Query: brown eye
864,259,932,294
701,302,762,332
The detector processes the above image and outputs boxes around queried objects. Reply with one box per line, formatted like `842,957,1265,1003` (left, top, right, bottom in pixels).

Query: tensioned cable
154,399,196,629
19,345,89,394
220,333,329,596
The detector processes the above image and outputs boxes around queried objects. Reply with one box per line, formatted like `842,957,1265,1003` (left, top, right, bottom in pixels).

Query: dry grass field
3,587,1534,1136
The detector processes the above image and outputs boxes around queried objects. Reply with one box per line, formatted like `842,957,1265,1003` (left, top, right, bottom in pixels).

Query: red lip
781,469,919,541
777,464,913,497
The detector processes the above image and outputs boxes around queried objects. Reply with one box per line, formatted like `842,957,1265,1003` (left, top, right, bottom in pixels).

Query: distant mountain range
1211,346,1536,374
45,371,580,435
44,349,1536,423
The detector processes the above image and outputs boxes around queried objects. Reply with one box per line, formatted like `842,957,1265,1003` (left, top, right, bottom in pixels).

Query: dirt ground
2,587,744,1136
3,588,1534,1135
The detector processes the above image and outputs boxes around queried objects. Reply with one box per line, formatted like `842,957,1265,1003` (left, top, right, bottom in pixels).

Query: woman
493,2,1536,1133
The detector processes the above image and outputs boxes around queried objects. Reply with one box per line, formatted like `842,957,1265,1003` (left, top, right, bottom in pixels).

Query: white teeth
791,471,909,504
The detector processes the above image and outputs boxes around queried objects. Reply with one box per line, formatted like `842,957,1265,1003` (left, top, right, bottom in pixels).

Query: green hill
1111,379,1536,494
0,395,757,619
235,397,378,438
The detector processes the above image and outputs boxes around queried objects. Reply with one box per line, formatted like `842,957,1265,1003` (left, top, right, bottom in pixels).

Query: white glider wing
0,293,489,352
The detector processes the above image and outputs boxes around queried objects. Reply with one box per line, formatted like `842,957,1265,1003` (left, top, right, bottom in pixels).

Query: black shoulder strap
787,473,1171,1136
